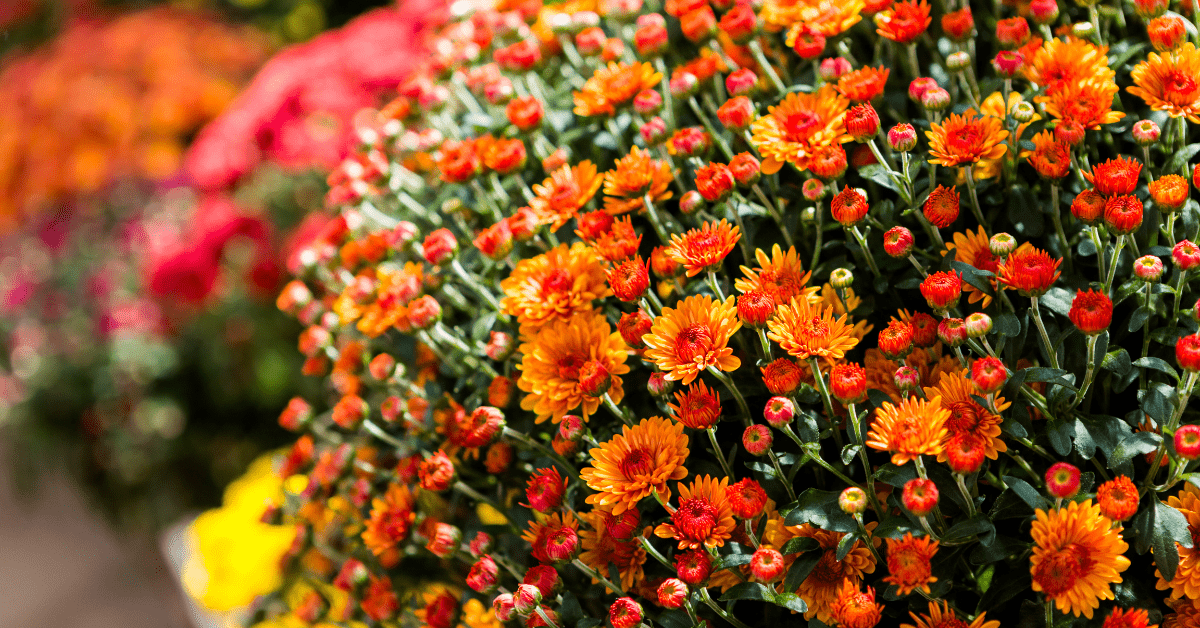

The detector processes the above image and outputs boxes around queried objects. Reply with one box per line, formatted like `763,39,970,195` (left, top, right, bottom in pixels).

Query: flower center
1033,542,1094,596
783,110,822,141
620,447,655,479
1166,70,1198,100
809,550,842,584
801,315,831,340
542,269,573,295
945,400,982,434
557,354,584,381
947,124,982,153
673,497,718,541
675,324,714,363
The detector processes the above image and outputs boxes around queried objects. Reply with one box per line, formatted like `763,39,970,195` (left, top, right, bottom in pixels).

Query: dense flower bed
248,0,1200,626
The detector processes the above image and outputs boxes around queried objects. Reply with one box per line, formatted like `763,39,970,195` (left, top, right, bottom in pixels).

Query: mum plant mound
254,0,1200,626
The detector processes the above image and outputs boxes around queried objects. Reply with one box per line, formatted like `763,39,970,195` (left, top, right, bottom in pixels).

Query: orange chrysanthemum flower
1025,129,1071,180
528,161,604,231
749,85,852,175
1129,43,1200,122
1031,499,1131,618
901,601,1001,628
1024,38,1114,96
362,483,417,556
654,475,736,549
883,532,940,595
875,0,931,44
667,219,742,277
782,523,879,622
1163,598,1200,628
735,244,819,306
830,579,883,628
517,310,631,424
766,297,861,363
926,109,1009,167
643,294,743,384
579,506,648,592
668,380,723,429
574,61,663,117
924,368,1010,461
760,0,865,35
1156,484,1200,600
1042,80,1125,129
866,396,950,465
581,416,690,515
998,246,1063,297
943,227,1032,307
837,66,891,102
500,242,610,335
602,147,675,215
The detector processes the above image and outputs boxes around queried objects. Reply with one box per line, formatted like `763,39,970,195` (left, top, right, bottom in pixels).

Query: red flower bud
750,547,785,582
607,256,650,301
1177,333,1200,371
717,96,756,132
419,450,456,491
762,358,804,395
675,548,712,584
407,295,443,330
658,579,688,609
1104,195,1144,235
763,396,795,428
829,362,867,404
830,187,869,226
845,103,881,141
726,69,758,95
609,598,643,628
695,162,736,202
507,96,544,131
1045,462,1080,499
883,226,914,257
743,424,773,455
920,270,963,311
902,478,939,516
719,4,758,43
737,289,776,328
729,152,761,186
938,317,967,347
618,310,654,348
467,556,500,593
970,356,1007,394
995,17,1030,47
1175,424,1200,460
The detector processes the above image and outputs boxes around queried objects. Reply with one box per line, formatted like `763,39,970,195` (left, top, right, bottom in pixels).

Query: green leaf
1129,306,1151,333
995,312,1021,337
836,530,861,561
1073,417,1098,460
719,582,775,602
783,553,821,593
949,260,996,296
874,463,917,487
1110,431,1162,471
858,164,901,192
713,553,754,571
969,536,1026,565
1039,287,1074,318
1003,475,1051,510
1166,142,1200,174
1133,356,1181,381
943,514,997,545
559,593,584,628
783,488,857,532
781,536,820,555
655,610,692,628
1131,500,1193,580
1101,348,1133,375
1108,41,1148,69
773,592,808,614
841,444,861,466
1022,367,1077,390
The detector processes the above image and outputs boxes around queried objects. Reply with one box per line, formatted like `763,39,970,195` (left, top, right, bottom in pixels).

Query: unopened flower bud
750,547,785,582
670,72,699,98
1012,101,1036,123
494,594,517,621
408,295,443,330
678,190,706,215
839,487,868,514
486,331,515,360
513,584,543,616
1175,424,1200,460
830,268,854,288
647,372,674,397
725,68,758,96
845,103,880,141
633,89,663,114
1072,20,1095,40
1028,0,1059,24
989,232,1017,257
946,51,971,71
992,50,1024,77
1134,119,1161,145
729,152,761,186
640,116,668,145
802,179,825,200
578,360,613,397
1045,462,1081,499
1134,255,1165,282
971,356,1007,393
1175,240,1200,270
887,123,917,151
743,424,773,455
938,317,967,347
903,478,939,516
820,57,852,80
921,87,951,111
883,226,914,258
658,579,688,609
609,598,643,628
895,365,921,392
763,396,794,428
965,313,992,338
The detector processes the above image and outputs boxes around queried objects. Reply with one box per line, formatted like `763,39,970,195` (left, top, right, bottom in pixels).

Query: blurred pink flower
185,1,448,189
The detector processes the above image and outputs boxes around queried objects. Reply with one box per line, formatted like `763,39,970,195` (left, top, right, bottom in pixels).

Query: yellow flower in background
184,453,297,611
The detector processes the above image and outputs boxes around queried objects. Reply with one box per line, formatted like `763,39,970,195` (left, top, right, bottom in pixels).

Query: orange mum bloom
766,297,861,363
574,61,663,117
943,227,1032,307
998,246,1062,297
362,483,417,556
901,601,1000,628
883,532,940,595
528,161,604,231
1024,38,1114,96
1025,129,1071,179
781,523,879,622
654,475,736,549
875,0,931,44
866,396,950,465
667,219,742,277
1030,499,1131,618
830,579,883,628
749,85,852,175
581,416,690,515
1156,484,1200,601
735,244,818,306
521,511,580,563
669,380,723,429
500,242,610,335
926,109,1009,167
643,294,742,384
602,147,675,215
924,368,1010,462
837,66,891,102
1042,80,1124,129
760,0,865,35
516,311,631,424
1163,599,1200,628
1129,43,1200,122
578,507,648,592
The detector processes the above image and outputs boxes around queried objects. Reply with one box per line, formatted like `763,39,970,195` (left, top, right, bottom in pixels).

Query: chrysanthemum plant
262,0,1200,626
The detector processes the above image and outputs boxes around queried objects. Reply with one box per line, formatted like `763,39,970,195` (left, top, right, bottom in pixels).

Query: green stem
1071,334,1099,411
963,167,987,231
573,559,624,595
1103,235,1127,297
747,39,787,94
1029,296,1061,370
699,588,755,628
708,426,737,479
848,225,882,278
708,366,753,427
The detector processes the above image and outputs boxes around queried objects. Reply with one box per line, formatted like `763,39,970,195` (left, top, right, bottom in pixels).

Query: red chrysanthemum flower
998,247,1062,296
695,162,736,202
762,357,805,395
830,579,883,628
830,362,868,404
1085,156,1143,196
607,256,650,301
1069,289,1114,335
726,478,768,519
831,187,870,226
1105,195,1145,235
877,320,915,360
923,185,961,228
526,467,568,511
883,532,940,595
1096,475,1139,523
667,219,742,277
837,66,891,102
920,271,963,311
669,380,723,430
